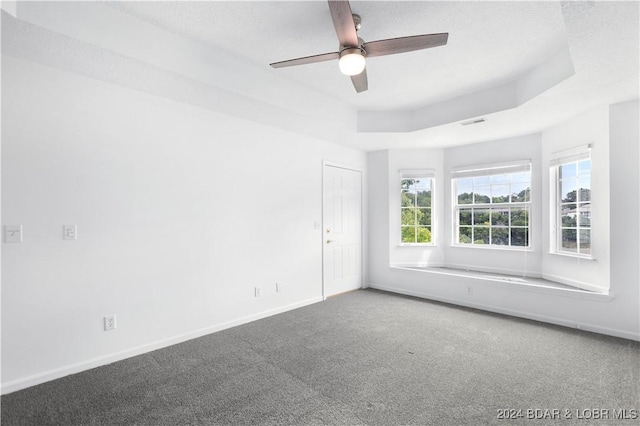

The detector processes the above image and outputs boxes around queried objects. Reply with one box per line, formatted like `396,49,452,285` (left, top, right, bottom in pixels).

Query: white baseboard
368,283,640,342
1,296,323,395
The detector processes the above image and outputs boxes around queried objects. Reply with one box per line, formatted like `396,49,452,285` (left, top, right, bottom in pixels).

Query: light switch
63,225,77,240
4,225,23,243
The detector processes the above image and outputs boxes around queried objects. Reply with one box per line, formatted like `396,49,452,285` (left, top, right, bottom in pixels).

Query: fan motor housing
340,46,366,57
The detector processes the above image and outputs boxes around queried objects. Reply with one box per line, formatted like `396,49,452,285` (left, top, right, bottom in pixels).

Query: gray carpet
2,289,639,425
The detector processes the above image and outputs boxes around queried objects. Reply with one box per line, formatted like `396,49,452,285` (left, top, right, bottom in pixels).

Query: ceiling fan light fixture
269,1,449,93
339,48,366,76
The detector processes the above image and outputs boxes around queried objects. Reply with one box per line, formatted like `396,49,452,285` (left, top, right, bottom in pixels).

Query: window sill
398,243,437,247
390,265,612,301
549,251,595,261
451,244,533,252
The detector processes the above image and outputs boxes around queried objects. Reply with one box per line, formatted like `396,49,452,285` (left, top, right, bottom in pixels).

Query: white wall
541,106,610,290
608,100,640,340
387,149,445,267
366,150,389,283
367,102,639,341
378,134,544,277
443,134,543,276
1,56,366,393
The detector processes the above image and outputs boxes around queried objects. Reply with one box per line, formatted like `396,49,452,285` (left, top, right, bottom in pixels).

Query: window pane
401,190,414,207
457,177,473,188
459,209,472,226
459,227,472,244
561,180,577,204
511,208,529,226
458,190,473,205
511,171,530,184
561,211,577,227
401,226,416,243
578,204,591,226
491,174,510,185
418,208,431,226
473,209,490,226
560,162,577,179
417,227,432,243
578,159,591,175
555,157,592,256
401,179,416,191
561,229,578,252
453,165,530,249
405,179,419,191
401,208,416,225
474,176,490,186
511,183,530,202
491,228,509,245
457,179,473,205
474,186,491,204
474,227,489,244
416,190,431,207
414,179,430,192
491,209,509,226
491,184,510,203
579,229,591,255
401,176,433,245
578,181,591,201
511,228,528,247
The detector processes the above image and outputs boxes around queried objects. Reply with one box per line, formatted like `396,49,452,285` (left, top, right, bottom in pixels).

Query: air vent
461,118,486,126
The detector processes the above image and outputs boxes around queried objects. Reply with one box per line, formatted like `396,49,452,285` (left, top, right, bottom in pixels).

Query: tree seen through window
557,159,591,255
454,166,531,247
401,178,432,244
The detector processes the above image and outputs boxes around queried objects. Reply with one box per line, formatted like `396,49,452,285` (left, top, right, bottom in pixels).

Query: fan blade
270,52,339,68
364,33,448,58
328,0,359,47
350,68,368,93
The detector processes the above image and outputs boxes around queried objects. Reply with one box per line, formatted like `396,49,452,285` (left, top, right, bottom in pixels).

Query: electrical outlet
276,282,283,293
4,225,23,243
63,225,77,240
254,287,261,298
104,315,116,331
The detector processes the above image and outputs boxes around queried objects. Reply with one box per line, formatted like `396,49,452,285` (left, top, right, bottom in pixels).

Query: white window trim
451,159,531,178
550,145,593,259
399,169,436,246
549,144,591,167
452,160,532,249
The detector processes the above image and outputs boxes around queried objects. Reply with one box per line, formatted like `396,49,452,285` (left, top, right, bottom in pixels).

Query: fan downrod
268,0,449,94
352,14,362,32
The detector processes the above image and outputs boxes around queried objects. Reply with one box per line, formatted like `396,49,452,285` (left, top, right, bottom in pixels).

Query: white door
323,164,362,298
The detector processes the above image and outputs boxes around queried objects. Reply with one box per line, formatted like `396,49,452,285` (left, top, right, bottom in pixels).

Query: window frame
550,145,592,258
399,170,436,246
452,161,532,249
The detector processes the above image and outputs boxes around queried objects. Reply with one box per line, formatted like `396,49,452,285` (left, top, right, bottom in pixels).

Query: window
452,161,531,247
400,170,434,244
551,146,591,256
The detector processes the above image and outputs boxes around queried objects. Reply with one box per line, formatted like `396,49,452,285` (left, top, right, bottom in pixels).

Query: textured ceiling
108,1,569,111
3,1,639,150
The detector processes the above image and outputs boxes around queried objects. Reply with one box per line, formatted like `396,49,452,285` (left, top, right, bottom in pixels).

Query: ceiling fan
269,0,449,93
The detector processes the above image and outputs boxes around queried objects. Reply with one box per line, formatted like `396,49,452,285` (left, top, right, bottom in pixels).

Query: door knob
326,239,334,244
